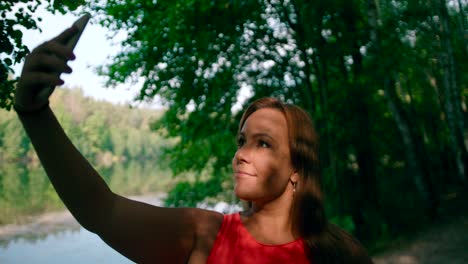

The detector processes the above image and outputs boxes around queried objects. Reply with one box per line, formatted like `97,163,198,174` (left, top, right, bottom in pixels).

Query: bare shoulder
192,208,224,249
193,207,224,231
187,208,224,263
95,194,223,264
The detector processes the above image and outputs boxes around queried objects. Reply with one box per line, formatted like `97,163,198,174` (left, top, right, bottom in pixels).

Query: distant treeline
0,87,167,167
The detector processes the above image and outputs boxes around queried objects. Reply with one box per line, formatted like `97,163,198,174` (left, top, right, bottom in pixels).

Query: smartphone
66,13,91,50
37,13,90,102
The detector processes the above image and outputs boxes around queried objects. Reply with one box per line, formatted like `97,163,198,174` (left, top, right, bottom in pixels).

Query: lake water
0,195,241,263
0,195,164,264
0,161,166,263
0,228,133,264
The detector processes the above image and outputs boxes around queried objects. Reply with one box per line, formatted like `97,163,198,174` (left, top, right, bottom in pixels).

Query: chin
234,185,260,201
234,188,249,201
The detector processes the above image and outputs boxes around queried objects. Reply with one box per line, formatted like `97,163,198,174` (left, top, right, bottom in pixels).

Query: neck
242,187,297,244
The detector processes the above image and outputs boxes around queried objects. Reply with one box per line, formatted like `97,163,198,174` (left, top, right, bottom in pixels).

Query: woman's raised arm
14,26,222,263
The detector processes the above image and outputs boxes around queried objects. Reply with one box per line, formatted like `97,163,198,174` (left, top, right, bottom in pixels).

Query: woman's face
232,108,295,203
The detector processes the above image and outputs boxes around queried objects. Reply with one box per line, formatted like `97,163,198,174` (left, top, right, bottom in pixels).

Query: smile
234,171,256,177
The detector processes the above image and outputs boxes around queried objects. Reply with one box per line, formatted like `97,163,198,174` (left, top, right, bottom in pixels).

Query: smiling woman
233,107,297,204
226,97,373,263
12,20,373,263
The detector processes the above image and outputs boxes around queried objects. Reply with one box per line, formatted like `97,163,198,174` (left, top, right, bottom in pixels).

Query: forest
1,0,467,250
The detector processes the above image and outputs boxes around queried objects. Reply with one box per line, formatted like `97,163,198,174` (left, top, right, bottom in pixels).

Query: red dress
206,213,310,264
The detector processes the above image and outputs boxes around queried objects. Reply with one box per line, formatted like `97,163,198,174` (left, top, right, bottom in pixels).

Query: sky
12,7,151,107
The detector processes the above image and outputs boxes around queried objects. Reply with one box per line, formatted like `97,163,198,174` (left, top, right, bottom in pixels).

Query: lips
234,170,256,177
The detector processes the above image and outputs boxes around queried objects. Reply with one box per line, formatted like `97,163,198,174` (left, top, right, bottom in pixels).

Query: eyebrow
239,132,277,143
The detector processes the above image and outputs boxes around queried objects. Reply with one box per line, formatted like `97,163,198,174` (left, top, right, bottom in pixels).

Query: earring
290,179,297,193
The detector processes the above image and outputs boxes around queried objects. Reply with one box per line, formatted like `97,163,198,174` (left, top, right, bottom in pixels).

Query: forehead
241,108,288,137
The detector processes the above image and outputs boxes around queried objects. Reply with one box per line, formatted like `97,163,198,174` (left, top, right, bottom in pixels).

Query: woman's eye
237,137,245,148
259,140,270,148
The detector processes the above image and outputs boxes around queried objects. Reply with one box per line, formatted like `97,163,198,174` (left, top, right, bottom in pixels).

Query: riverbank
0,210,79,246
0,194,165,246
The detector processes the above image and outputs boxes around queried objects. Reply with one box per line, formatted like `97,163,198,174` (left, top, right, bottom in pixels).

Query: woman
14,25,372,263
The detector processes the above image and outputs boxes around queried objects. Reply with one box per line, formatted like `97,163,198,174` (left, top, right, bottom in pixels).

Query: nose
234,146,250,165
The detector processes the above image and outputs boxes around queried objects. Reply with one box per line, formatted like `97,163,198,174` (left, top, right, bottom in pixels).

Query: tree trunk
276,0,336,170
455,0,468,55
341,1,380,241
366,0,438,216
434,0,467,183
385,79,431,201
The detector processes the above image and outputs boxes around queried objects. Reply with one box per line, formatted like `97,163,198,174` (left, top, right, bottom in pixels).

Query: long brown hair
239,97,373,264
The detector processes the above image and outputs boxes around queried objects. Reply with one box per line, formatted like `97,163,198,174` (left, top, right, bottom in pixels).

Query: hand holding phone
15,13,91,113
36,13,91,103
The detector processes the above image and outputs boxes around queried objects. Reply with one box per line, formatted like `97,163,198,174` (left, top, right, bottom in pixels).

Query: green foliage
329,214,355,235
164,168,231,207
164,180,221,208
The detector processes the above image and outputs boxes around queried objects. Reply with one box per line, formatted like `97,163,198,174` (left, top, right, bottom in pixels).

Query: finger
22,72,64,89
34,40,75,61
25,53,72,74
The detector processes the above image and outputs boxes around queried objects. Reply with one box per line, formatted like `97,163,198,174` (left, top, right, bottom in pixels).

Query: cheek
262,151,295,186
258,158,288,189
